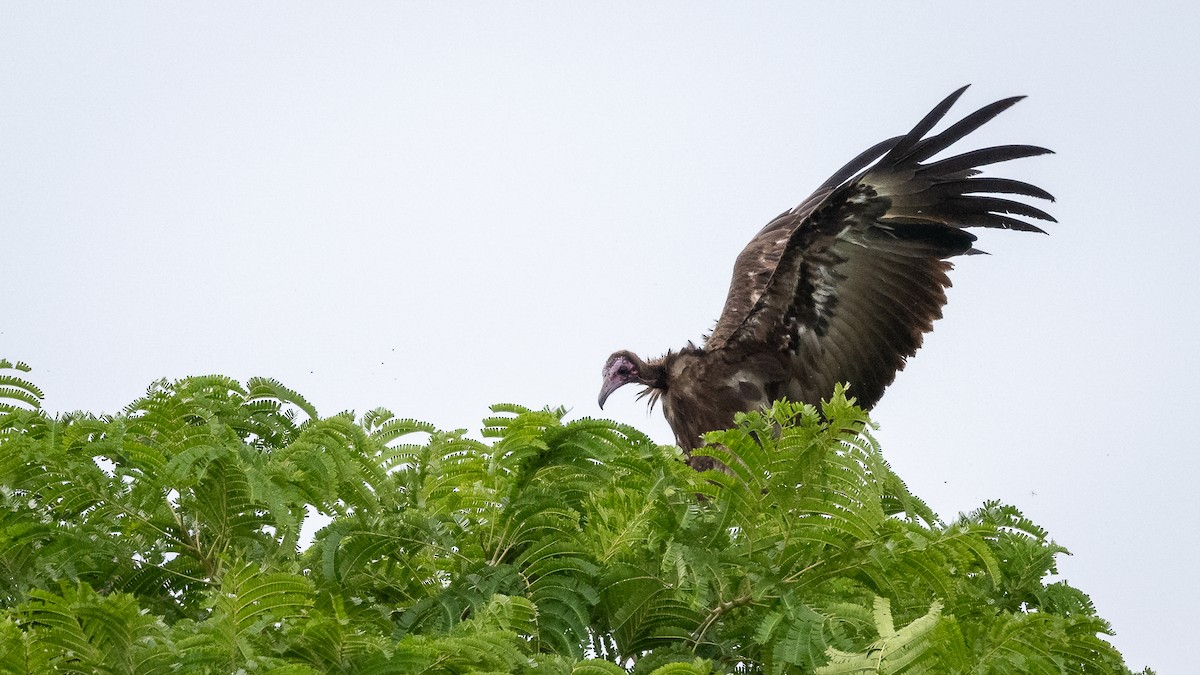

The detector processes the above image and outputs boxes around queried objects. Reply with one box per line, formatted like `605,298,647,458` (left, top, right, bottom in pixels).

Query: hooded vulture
598,86,1053,471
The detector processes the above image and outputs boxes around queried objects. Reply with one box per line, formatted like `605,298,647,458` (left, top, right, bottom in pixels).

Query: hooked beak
598,375,624,409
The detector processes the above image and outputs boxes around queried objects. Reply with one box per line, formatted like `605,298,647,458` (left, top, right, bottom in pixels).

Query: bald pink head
598,351,640,409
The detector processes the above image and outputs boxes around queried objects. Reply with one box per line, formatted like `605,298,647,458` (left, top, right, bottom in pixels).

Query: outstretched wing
705,86,1054,409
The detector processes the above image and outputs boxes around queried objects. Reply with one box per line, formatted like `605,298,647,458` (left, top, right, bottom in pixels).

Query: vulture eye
617,366,631,377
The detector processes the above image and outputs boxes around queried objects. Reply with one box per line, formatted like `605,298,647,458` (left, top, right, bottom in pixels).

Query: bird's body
599,87,1053,470
656,348,790,470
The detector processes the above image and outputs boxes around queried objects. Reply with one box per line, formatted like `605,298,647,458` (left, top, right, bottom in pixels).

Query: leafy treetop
0,361,1149,673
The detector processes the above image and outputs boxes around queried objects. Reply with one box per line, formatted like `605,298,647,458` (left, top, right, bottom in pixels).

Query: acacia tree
0,359,1148,673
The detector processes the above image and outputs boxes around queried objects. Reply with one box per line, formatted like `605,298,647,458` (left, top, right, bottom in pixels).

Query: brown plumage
598,86,1054,471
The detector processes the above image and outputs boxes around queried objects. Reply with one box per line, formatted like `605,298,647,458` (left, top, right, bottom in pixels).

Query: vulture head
598,350,664,409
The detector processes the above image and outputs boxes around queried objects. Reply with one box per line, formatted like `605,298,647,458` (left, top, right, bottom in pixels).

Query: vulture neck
630,352,670,408
637,346,703,409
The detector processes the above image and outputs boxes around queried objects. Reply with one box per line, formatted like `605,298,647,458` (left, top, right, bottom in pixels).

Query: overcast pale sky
2,3,1196,671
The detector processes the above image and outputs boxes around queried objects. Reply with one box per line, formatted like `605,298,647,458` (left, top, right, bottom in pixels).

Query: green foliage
0,360,1149,673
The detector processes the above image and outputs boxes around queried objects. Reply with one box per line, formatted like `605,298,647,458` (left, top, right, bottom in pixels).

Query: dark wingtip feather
882,86,971,164
985,214,1049,234
924,145,1053,175
809,135,906,198
958,196,1058,223
937,177,1056,202
904,95,1027,163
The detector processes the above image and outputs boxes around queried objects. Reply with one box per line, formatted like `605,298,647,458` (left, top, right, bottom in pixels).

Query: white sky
2,3,1196,671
